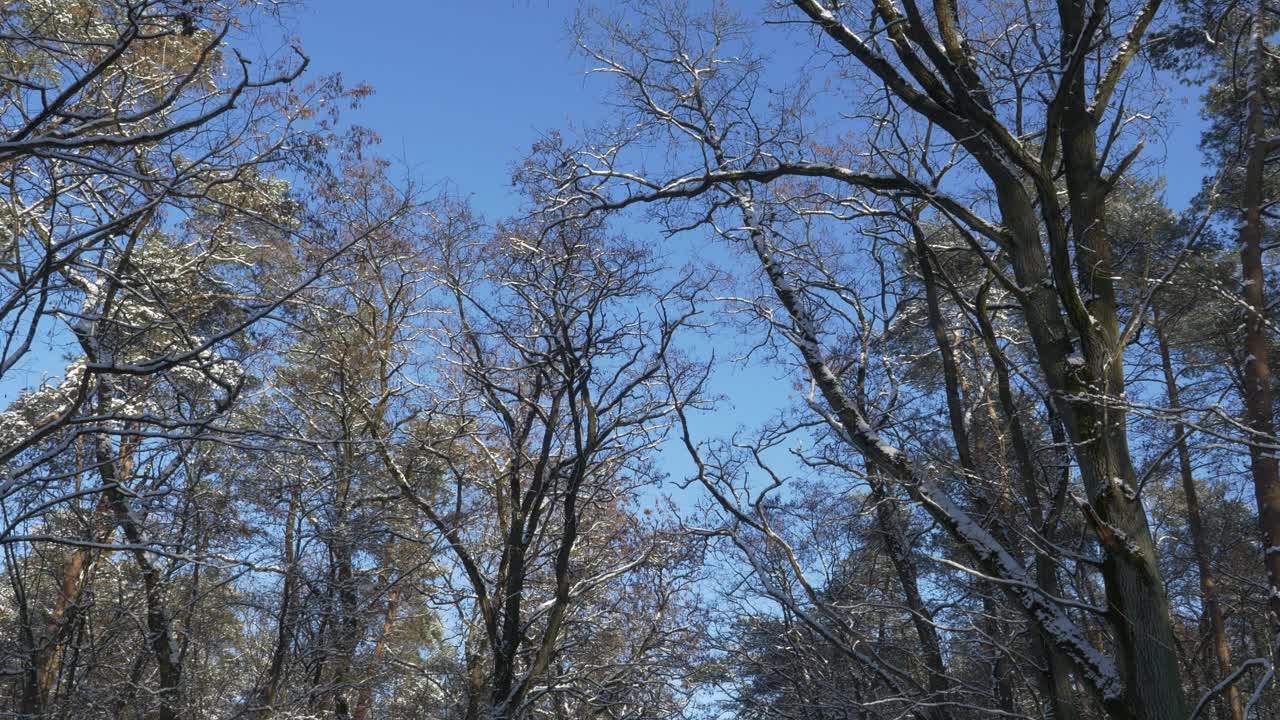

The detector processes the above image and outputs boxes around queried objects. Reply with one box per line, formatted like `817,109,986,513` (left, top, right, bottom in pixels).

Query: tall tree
553,1,1209,716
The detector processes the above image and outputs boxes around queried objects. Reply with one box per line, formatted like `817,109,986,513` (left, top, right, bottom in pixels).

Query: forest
1,0,1279,718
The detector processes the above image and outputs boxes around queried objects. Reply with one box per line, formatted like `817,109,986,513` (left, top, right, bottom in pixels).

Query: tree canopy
1,1,1279,719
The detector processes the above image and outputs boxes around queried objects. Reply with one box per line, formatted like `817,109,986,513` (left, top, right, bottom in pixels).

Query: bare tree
546,1,1212,716
362,208,707,720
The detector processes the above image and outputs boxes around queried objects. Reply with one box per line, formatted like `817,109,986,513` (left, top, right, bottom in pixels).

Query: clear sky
292,1,611,220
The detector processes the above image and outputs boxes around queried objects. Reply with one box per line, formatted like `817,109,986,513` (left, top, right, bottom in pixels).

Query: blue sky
292,1,608,220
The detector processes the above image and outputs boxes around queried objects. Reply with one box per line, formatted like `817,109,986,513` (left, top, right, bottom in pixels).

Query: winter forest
7,0,1280,718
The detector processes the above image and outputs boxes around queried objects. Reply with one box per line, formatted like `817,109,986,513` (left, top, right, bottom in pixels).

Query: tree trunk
254,481,301,718
95,428,181,720
329,449,360,720
869,476,953,718
353,541,403,720
1048,1,1189,701
920,226,1081,720
1155,318,1243,720
26,488,116,715
1240,0,1280,637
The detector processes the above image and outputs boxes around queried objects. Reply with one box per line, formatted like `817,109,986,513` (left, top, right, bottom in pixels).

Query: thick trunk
1240,0,1280,634
488,540,525,718
1049,1,1187,702
463,631,488,720
990,173,1185,718
1058,263,1184,719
